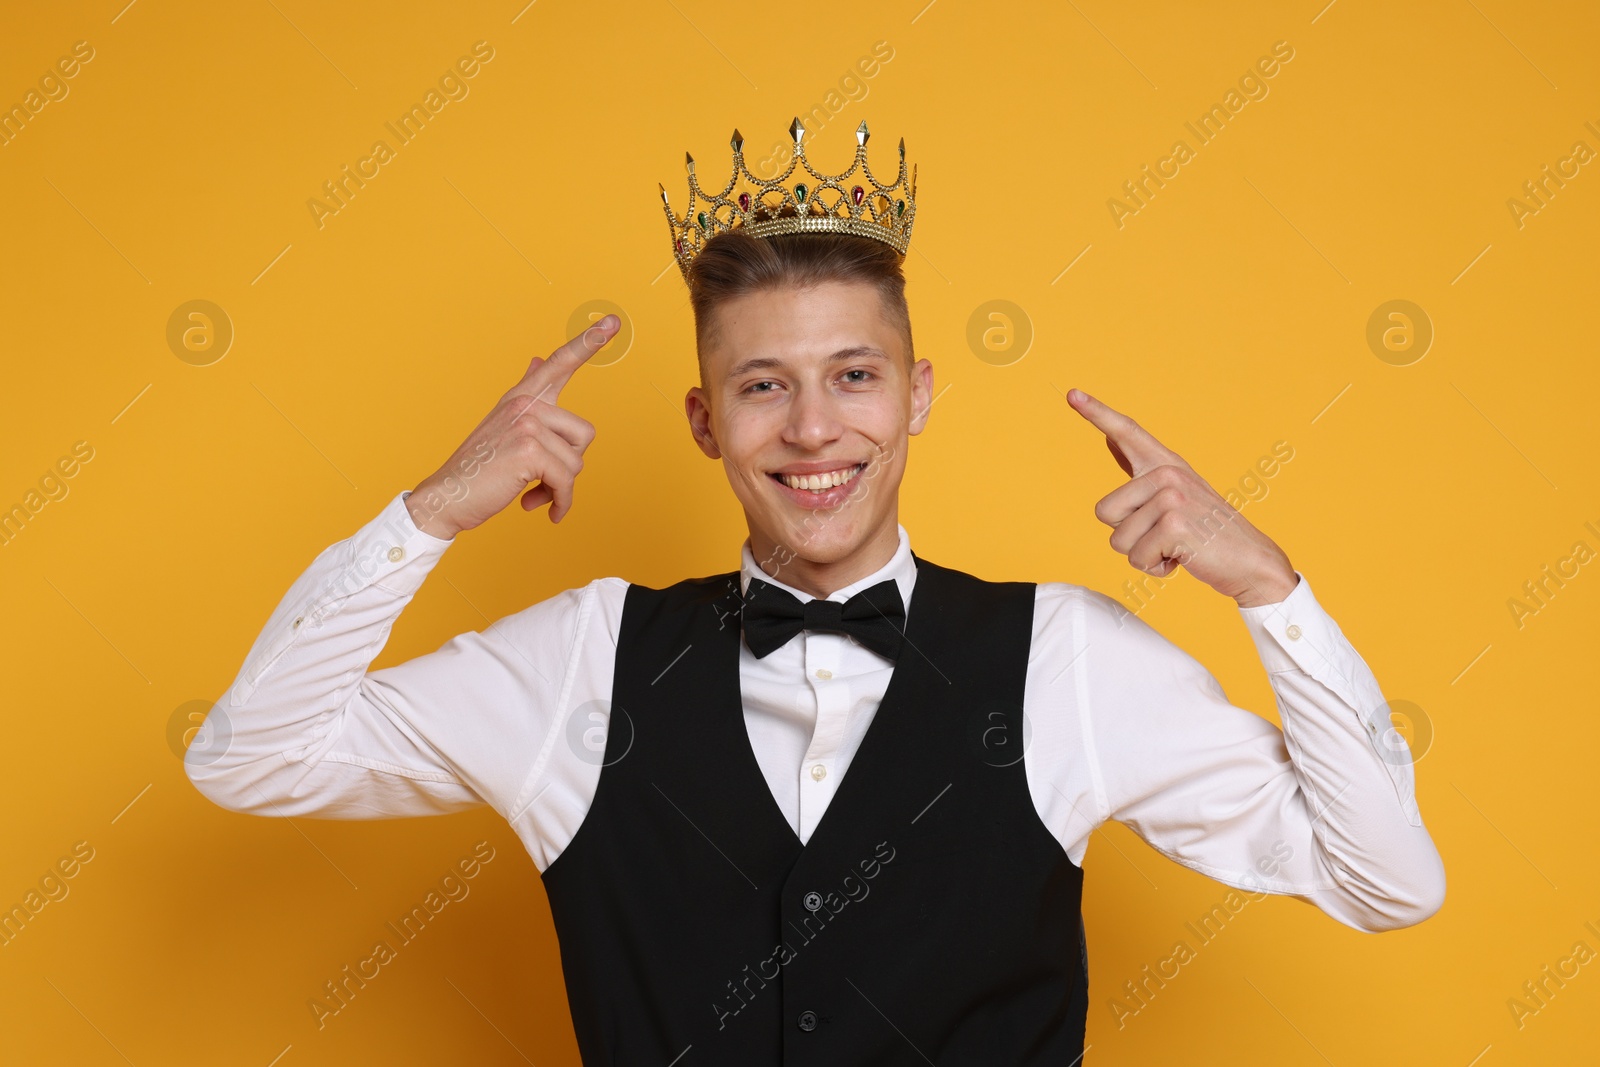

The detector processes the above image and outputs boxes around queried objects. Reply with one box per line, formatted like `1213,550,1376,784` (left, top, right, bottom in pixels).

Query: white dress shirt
187,491,1445,933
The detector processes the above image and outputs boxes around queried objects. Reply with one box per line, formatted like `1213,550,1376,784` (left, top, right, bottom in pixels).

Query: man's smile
766,461,868,503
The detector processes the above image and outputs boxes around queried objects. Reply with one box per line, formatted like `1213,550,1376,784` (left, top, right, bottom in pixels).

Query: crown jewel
659,117,918,285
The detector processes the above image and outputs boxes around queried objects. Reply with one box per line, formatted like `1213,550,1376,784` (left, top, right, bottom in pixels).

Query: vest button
803,890,823,911
797,1009,818,1031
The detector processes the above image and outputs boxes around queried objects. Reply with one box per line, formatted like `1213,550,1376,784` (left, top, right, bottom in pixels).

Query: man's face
685,280,933,583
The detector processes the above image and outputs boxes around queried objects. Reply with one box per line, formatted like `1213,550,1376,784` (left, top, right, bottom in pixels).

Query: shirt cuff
1235,570,1386,753
1235,571,1343,678
361,490,454,594
232,492,454,702
1236,570,1423,828
300,490,455,604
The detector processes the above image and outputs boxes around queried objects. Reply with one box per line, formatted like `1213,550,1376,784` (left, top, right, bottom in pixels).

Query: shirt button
803,891,823,912
810,763,827,781
1285,624,1302,641
292,616,304,629
387,546,405,563
815,668,832,680
797,1009,818,1031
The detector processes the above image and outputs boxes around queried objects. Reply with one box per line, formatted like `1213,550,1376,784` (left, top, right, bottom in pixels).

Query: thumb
1104,436,1134,476
518,354,546,384
520,483,555,512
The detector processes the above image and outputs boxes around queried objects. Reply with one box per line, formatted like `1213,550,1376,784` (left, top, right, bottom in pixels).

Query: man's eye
747,381,777,393
843,369,874,383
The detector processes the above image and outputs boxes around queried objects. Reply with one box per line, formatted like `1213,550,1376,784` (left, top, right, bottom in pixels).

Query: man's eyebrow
725,346,888,380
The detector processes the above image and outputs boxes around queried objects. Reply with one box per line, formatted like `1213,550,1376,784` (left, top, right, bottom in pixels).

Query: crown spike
898,137,905,160
658,181,670,206
730,128,744,153
685,151,695,173
911,163,917,199
789,116,805,145
856,120,870,147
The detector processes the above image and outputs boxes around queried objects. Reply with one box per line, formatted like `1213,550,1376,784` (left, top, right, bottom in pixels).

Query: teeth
777,464,862,492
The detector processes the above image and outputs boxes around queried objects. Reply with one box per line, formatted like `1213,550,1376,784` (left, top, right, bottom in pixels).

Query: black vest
540,554,1088,1064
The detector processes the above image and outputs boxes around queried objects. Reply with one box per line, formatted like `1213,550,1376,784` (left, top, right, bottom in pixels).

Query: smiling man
685,278,927,597
186,119,1445,1064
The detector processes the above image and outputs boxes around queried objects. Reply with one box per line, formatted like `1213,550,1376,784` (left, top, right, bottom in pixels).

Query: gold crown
659,116,918,285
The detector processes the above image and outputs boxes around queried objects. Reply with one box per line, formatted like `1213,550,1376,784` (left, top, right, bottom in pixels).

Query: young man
187,120,1444,1064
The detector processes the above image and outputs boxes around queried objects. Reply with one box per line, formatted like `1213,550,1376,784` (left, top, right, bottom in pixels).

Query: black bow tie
741,576,906,661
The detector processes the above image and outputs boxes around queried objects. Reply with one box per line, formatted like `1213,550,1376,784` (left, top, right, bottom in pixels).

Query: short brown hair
686,202,914,380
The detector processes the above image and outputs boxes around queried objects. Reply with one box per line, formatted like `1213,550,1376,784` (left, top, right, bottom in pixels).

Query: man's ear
908,358,935,435
685,386,722,459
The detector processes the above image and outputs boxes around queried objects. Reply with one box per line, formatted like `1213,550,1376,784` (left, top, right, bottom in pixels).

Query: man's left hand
1067,388,1298,608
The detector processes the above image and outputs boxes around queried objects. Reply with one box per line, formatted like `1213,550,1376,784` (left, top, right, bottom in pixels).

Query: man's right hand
408,315,619,540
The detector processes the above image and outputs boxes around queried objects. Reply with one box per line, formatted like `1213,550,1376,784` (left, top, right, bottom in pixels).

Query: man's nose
782,382,843,449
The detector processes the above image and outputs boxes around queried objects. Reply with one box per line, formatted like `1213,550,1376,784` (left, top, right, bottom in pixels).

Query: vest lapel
700,572,806,853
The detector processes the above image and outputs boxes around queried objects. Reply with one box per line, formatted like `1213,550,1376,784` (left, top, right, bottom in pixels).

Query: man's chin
749,511,873,571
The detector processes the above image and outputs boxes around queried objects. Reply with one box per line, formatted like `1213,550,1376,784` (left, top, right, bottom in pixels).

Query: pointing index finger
1066,388,1175,475
517,314,619,403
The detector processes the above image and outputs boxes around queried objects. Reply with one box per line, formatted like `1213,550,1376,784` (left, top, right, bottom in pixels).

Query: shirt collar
738,524,917,612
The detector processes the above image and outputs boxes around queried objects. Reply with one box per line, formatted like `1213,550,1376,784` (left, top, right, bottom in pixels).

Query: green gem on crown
795,183,808,203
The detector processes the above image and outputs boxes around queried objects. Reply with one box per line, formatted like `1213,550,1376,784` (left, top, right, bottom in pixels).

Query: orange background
2,0,1597,1063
